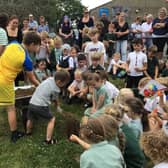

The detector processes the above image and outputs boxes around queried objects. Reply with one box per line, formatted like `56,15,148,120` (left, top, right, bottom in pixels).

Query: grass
0,79,153,168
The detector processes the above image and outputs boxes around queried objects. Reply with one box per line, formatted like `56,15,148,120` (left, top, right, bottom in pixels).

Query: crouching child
26,70,70,144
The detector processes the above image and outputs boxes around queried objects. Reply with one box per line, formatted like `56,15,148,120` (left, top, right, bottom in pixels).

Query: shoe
84,102,92,108
44,139,57,145
11,130,25,143
56,106,63,113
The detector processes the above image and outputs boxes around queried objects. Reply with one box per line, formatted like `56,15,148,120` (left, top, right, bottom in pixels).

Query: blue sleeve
23,50,33,71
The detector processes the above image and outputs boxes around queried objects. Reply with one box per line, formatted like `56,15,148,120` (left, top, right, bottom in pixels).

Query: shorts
28,104,53,120
0,83,15,106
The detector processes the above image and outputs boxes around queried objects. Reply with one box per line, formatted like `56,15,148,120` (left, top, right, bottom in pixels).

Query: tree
0,0,84,31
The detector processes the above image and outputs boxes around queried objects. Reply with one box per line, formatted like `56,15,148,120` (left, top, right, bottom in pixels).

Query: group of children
8,26,168,167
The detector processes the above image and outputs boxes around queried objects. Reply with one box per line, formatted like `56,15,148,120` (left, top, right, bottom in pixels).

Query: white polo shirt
127,51,147,76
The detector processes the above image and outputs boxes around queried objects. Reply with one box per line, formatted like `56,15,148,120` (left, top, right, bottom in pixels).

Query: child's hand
69,134,79,143
134,67,142,72
148,116,162,131
91,108,96,114
160,112,168,120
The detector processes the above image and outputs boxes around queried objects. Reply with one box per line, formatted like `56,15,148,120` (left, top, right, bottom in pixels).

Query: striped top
0,28,8,45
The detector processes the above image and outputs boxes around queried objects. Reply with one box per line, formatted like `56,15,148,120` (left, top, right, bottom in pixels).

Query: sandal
44,139,57,145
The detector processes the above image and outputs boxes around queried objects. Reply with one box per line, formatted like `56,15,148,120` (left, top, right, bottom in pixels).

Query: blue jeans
116,40,128,61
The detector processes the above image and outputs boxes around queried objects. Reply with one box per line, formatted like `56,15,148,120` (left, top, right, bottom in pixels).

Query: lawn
0,79,153,168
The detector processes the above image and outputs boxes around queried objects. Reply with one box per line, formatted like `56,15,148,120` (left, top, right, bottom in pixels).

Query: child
161,60,168,77
83,73,111,122
98,70,119,101
84,28,106,67
34,59,51,82
56,44,74,80
70,117,125,168
107,52,126,79
144,45,159,79
140,130,168,168
36,31,50,61
105,104,146,168
88,52,104,73
67,70,84,104
49,36,63,74
126,39,147,88
70,46,78,70
76,53,87,72
26,70,70,144
124,97,148,139
103,23,117,60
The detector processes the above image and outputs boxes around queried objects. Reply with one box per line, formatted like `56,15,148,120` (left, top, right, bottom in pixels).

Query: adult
37,16,49,33
0,13,8,56
131,16,142,39
152,7,168,59
78,8,94,48
99,12,110,34
22,18,29,34
6,15,22,44
95,21,105,42
59,15,73,45
0,31,41,142
28,14,38,31
115,12,129,61
141,14,153,50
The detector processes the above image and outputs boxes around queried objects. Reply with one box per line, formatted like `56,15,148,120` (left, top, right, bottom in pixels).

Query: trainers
56,106,63,113
11,130,25,143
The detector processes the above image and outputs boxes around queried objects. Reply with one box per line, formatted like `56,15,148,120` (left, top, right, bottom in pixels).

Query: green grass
0,79,153,168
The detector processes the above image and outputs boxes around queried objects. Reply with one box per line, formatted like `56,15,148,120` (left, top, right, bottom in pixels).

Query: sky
81,0,111,10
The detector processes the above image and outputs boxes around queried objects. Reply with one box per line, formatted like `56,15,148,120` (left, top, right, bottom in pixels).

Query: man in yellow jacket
0,31,40,142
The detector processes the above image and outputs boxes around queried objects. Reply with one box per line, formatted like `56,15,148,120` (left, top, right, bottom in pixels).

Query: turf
0,79,153,168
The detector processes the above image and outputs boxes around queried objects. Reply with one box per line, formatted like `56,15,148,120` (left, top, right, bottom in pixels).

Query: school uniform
80,140,125,168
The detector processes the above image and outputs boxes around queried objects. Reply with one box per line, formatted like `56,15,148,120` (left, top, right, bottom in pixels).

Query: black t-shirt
78,17,94,31
60,23,72,34
147,56,159,78
115,22,129,40
88,64,104,73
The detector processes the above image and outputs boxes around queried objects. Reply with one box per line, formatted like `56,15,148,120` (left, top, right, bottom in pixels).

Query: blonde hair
83,27,90,35
114,88,134,105
140,130,168,163
88,27,99,36
158,7,167,16
91,52,102,61
104,104,125,122
113,52,121,58
40,31,49,40
74,69,82,76
138,77,151,89
148,45,158,53
54,35,63,45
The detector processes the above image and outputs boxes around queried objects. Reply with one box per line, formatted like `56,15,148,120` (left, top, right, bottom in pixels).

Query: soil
15,87,35,99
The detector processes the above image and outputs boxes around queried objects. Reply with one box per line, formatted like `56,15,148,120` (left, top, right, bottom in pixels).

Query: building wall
90,0,168,23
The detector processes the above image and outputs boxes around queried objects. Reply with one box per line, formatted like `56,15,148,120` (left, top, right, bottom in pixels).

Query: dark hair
125,97,149,131
23,31,41,46
96,70,108,80
77,53,86,62
132,38,143,45
81,71,92,81
54,70,70,83
9,15,19,22
87,73,101,82
80,117,105,143
0,13,9,29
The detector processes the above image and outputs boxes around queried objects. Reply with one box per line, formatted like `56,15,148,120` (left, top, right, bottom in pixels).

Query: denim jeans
116,40,128,61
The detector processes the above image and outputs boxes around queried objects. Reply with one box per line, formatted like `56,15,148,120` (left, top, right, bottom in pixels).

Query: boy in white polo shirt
126,39,147,88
